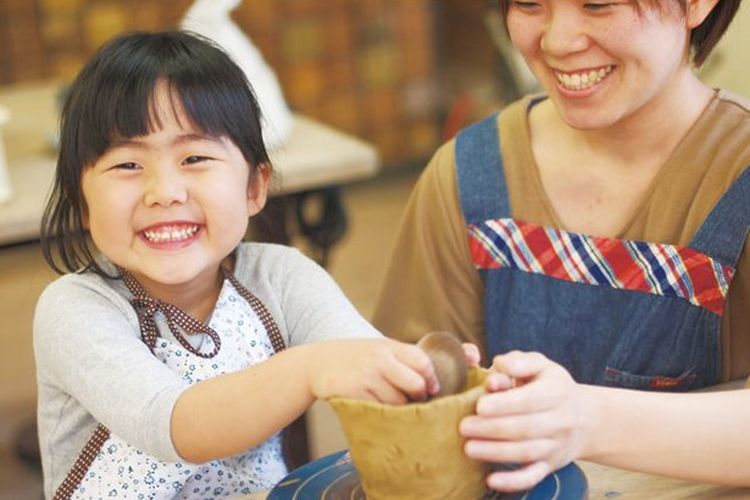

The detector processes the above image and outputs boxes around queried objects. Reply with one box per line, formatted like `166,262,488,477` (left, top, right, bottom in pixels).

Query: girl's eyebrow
109,132,225,149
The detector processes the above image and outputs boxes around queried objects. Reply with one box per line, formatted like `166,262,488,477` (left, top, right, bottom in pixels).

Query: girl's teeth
557,66,613,91
143,225,199,242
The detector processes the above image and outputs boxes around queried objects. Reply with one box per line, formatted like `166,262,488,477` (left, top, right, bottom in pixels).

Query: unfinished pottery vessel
329,367,489,500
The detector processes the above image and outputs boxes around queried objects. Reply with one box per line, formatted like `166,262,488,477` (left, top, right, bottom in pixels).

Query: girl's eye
183,155,210,165
111,162,140,171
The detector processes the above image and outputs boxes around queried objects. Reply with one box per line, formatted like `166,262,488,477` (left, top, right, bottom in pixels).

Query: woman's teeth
143,225,199,242
556,66,613,91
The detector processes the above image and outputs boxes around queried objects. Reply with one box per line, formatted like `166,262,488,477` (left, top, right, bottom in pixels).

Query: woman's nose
540,10,589,55
143,166,189,207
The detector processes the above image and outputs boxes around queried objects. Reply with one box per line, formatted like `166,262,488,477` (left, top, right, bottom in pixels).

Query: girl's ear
247,162,272,215
686,0,721,29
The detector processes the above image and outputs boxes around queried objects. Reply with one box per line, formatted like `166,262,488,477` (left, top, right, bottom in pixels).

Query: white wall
701,1,750,98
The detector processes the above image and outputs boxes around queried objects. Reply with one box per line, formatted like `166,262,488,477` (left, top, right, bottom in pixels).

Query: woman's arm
582,382,750,485
460,351,750,492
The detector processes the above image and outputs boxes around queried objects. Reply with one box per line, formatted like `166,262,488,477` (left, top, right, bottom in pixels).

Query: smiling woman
373,0,750,494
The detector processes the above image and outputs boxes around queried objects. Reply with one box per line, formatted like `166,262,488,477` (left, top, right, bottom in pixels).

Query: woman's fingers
464,437,556,464
475,379,561,416
492,350,550,379
462,342,481,367
486,461,553,493
461,411,563,441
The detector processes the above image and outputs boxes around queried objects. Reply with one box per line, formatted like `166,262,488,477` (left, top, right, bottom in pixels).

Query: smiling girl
34,31,441,499
373,0,750,492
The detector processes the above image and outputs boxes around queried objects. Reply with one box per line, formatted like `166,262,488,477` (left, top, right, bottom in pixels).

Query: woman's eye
583,2,614,11
512,1,542,9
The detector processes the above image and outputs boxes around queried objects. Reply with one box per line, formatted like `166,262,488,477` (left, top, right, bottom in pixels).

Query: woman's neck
536,71,715,168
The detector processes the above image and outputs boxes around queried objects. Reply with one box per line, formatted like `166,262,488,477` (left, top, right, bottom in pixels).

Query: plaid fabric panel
468,219,735,316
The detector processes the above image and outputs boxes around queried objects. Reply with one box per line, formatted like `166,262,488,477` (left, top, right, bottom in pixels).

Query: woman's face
506,0,692,130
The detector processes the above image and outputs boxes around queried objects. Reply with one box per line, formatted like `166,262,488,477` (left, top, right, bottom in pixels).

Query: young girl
374,0,750,492
34,30,440,499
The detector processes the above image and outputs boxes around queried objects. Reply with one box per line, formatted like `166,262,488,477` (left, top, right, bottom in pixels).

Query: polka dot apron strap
52,267,286,498
121,270,222,358
52,425,110,500
221,267,286,353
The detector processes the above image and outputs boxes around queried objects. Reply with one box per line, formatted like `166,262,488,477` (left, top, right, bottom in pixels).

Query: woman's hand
305,338,440,404
462,342,481,367
460,351,594,492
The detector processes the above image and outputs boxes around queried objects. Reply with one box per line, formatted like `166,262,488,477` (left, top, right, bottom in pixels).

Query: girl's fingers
366,380,410,405
392,343,440,397
464,437,556,464
486,461,553,493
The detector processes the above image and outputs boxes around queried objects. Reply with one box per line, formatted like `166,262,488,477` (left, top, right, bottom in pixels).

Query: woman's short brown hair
496,0,741,66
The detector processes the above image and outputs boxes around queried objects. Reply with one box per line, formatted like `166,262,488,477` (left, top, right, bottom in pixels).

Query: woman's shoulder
702,89,750,175
715,89,750,116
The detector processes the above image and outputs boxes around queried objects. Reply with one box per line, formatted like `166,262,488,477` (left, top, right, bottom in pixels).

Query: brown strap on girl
53,267,288,499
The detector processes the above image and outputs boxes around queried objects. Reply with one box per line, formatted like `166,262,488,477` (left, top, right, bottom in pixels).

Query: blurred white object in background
181,0,294,150
0,105,13,204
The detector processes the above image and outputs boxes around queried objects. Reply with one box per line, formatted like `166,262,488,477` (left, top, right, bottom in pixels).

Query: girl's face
506,0,693,130
81,81,268,294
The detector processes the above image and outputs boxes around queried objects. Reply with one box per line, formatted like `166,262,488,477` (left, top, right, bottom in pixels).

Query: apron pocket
603,366,697,392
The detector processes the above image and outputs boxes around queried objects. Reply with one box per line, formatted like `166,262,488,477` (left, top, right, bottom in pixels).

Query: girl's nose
143,167,189,207
540,10,588,55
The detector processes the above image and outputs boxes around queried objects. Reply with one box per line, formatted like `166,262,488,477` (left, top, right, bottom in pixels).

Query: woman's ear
686,0,721,29
247,162,272,216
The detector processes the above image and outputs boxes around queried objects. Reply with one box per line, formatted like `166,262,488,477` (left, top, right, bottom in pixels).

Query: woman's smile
554,64,615,93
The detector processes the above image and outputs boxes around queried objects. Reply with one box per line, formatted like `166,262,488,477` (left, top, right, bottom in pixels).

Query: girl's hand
305,338,440,404
459,351,593,492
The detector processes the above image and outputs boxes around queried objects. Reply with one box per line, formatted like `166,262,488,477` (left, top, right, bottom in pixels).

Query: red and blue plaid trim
468,219,735,316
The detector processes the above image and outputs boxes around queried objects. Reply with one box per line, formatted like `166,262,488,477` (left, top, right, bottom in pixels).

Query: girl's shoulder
233,242,322,284
36,271,135,322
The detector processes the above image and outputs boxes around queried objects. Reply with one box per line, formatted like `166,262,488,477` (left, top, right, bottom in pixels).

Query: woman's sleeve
371,141,486,355
33,276,188,461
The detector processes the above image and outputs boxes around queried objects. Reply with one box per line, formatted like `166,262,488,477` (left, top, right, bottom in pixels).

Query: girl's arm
460,351,750,492
171,338,438,463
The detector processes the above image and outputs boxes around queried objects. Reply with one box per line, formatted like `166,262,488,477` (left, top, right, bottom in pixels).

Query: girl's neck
129,255,235,322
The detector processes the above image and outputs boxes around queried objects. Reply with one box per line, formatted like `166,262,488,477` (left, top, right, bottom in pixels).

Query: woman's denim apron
455,112,750,391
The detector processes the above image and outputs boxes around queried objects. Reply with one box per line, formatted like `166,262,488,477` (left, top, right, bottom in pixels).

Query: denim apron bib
455,112,750,391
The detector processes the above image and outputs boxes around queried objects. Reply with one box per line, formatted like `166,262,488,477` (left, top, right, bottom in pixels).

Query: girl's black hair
41,30,270,278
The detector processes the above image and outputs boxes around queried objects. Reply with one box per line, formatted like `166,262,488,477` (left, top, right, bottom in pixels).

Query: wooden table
579,461,750,499
0,80,379,245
